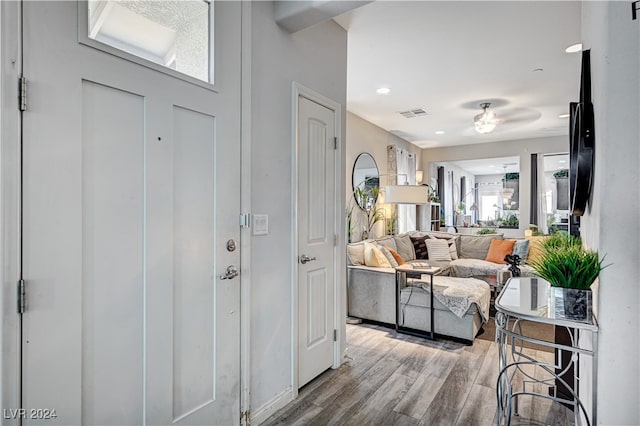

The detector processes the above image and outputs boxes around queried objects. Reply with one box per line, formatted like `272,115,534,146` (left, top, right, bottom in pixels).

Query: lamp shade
384,185,430,204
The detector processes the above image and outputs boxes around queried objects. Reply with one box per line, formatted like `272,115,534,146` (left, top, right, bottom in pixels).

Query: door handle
299,254,317,264
219,265,239,280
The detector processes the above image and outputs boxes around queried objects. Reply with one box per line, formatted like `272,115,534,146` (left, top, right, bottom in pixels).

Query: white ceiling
334,1,582,149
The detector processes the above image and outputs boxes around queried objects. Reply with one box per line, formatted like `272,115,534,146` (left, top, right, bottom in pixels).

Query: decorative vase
553,287,592,322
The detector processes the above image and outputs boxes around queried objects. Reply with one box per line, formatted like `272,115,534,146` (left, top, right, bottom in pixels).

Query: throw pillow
382,244,405,265
378,244,399,268
364,242,392,267
428,235,459,260
512,239,530,260
447,239,459,260
485,239,517,264
526,236,549,264
394,234,415,260
424,239,452,261
410,235,430,259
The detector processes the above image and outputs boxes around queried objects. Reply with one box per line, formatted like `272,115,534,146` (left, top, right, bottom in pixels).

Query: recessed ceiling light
565,43,582,53
558,113,570,119
376,87,391,95
435,130,445,135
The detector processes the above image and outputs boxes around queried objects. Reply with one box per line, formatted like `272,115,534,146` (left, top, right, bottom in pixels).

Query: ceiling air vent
398,108,428,118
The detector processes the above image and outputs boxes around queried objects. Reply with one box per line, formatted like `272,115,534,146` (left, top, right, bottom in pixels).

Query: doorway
294,84,342,389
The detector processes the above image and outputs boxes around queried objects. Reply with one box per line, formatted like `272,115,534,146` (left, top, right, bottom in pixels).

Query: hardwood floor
262,323,573,425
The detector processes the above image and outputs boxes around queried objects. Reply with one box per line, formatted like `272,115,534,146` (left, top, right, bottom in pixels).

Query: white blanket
416,276,491,323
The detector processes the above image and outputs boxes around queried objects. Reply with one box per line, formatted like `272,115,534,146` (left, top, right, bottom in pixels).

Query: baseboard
251,387,294,425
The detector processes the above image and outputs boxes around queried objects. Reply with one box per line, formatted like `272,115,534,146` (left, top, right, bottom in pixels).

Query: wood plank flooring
261,323,573,425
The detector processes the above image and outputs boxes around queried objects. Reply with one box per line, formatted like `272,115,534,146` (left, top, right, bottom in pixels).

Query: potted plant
456,203,466,226
385,214,397,236
477,228,497,235
352,186,384,240
529,232,608,321
500,213,519,229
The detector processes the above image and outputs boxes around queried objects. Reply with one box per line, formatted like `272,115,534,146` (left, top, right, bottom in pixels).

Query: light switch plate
253,214,268,236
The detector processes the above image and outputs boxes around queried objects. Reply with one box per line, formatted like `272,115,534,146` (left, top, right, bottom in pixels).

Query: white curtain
536,155,549,234
388,145,416,233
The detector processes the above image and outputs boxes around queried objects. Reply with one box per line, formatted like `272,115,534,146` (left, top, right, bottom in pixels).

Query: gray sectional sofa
346,230,535,343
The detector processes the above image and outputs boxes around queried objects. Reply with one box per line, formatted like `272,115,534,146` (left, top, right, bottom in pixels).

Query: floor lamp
385,184,432,232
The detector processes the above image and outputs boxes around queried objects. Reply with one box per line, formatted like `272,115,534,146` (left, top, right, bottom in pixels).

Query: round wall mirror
352,153,379,210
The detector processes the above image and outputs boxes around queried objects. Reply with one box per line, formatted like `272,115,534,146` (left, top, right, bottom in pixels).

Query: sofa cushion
394,234,415,261
364,242,392,267
450,258,505,277
425,238,452,261
410,235,430,259
485,239,517,264
347,242,365,266
375,236,397,252
459,234,504,259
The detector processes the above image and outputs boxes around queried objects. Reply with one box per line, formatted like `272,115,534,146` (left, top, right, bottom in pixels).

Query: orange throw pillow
383,244,406,265
485,239,517,264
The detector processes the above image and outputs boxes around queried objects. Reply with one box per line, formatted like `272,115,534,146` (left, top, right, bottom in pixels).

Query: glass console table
495,277,598,425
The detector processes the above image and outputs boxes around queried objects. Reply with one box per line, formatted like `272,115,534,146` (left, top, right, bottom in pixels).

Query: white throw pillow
425,239,452,261
377,244,399,268
428,235,458,260
364,242,392,267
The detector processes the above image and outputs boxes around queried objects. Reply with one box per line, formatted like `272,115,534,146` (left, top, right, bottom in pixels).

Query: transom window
88,0,212,83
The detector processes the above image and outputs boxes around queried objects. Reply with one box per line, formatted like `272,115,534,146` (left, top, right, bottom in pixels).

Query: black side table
395,264,441,340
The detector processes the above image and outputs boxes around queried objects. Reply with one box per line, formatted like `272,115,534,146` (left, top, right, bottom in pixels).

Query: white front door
20,2,241,424
297,95,337,388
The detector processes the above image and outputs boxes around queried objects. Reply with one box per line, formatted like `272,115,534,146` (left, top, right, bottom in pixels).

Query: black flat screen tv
569,49,595,216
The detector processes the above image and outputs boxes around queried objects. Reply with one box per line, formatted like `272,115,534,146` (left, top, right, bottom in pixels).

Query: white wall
249,1,347,418
345,112,422,239
421,136,567,233
581,2,640,423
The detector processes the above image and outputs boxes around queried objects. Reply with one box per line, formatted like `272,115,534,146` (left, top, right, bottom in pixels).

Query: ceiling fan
473,102,544,135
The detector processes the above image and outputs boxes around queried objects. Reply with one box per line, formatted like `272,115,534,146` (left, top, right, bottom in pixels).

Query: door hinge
333,329,337,342
239,213,251,229
333,137,338,150
17,279,25,314
19,76,27,111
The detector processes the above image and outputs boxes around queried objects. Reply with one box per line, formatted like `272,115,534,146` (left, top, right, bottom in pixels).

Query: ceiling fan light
473,103,498,134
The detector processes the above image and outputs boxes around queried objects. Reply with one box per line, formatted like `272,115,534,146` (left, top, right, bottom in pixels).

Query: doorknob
299,254,317,264
219,265,239,280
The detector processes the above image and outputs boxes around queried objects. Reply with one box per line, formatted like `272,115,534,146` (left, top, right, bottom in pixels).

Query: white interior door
297,96,337,388
20,2,241,424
